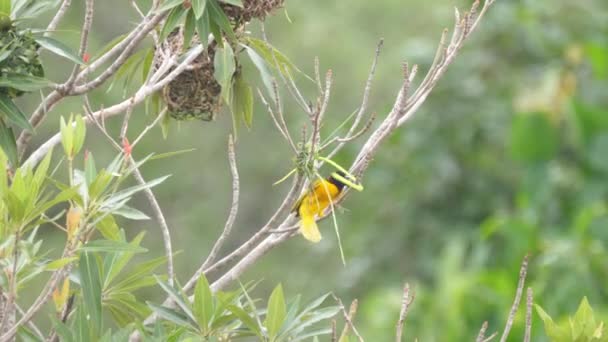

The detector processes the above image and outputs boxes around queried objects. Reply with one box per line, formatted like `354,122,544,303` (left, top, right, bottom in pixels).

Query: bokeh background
19,0,608,340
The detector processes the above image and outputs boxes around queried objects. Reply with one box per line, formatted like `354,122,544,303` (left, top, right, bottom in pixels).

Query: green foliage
147,277,338,341
536,297,608,342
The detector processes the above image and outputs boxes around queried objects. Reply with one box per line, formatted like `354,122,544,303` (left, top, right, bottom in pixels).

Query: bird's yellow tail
300,215,322,243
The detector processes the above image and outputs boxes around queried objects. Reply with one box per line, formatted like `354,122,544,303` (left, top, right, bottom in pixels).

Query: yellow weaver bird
293,171,356,243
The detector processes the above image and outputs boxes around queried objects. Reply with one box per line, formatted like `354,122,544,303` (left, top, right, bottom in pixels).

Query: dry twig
499,254,529,342
396,283,415,342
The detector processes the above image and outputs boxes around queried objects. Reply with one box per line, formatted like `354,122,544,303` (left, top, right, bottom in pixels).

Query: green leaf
226,304,263,338
103,232,146,287
0,93,33,130
12,0,59,19
192,0,207,18
51,316,74,342
149,148,196,161
160,6,187,41
207,0,235,41
572,297,596,340
85,152,97,185
218,0,242,7
81,240,148,253
245,37,307,79
59,116,73,158
213,44,235,104
110,256,166,293
195,6,211,48
154,0,185,13
242,44,274,98
183,10,196,49
96,214,121,241
265,283,286,340
232,73,254,129
35,36,84,65
292,328,333,342
79,252,103,336
0,74,53,92
101,175,170,208
155,276,196,323
0,119,18,166
44,256,77,270
147,302,197,329
193,274,214,333
111,205,150,220
142,48,155,82
535,304,570,341
72,114,86,156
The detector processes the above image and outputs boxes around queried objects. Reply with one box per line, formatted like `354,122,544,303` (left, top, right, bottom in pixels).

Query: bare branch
339,299,360,341
61,0,95,91
331,319,338,342
23,44,205,169
327,39,383,158
45,0,72,34
524,287,533,342
332,295,364,342
130,159,175,286
396,283,415,342
258,89,298,153
200,135,240,268
476,321,489,342
17,11,166,156
499,254,529,342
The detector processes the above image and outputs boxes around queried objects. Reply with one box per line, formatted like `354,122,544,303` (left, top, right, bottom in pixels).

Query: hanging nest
221,0,285,25
0,24,44,98
154,30,222,121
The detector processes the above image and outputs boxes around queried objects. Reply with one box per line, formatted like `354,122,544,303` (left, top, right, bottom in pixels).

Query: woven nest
155,30,222,121
221,0,285,24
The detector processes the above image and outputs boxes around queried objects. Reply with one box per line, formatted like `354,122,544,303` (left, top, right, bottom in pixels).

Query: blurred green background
18,0,608,340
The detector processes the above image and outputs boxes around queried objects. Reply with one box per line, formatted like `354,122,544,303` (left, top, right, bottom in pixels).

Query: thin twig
45,0,72,34
476,321,489,342
338,299,359,341
482,332,498,342
396,283,415,342
129,158,175,286
499,254,529,342
200,135,240,269
327,39,382,159
131,109,168,148
524,287,533,342
24,44,205,169
120,96,137,140
331,319,338,342
332,295,364,342
62,0,95,91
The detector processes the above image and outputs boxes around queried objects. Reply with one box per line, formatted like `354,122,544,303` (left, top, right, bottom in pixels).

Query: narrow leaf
232,73,254,129
213,44,235,104
193,274,214,332
79,252,103,336
0,74,53,92
207,0,236,41
192,0,207,18
0,119,17,166
0,93,33,130
35,36,84,65
81,240,148,253
265,284,286,340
